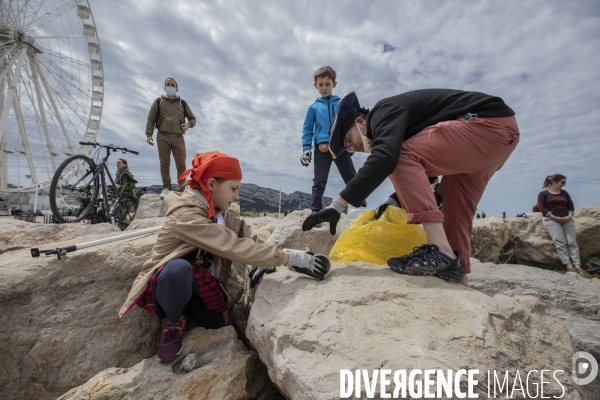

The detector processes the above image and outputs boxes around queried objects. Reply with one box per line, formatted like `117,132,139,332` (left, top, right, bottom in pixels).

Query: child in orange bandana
119,151,329,364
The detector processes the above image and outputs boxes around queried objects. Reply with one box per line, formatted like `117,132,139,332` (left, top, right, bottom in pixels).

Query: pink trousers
388,115,520,273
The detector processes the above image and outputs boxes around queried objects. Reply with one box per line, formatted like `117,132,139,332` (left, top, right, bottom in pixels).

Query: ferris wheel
0,0,103,196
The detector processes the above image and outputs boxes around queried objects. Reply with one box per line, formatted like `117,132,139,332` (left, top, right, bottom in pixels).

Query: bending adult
537,174,582,274
302,89,520,283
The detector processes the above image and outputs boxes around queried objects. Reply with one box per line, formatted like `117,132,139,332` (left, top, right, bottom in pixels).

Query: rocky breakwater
0,200,316,399
247,263,600,399
471,206,600,267
469,260,600,380
0,222,160,400
58,326,275,400
4,202,599,399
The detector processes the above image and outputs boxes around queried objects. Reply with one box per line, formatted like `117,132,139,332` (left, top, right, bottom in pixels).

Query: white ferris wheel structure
0,0,103,212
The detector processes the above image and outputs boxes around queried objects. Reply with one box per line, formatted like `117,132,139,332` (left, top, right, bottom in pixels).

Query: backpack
155,97,188,129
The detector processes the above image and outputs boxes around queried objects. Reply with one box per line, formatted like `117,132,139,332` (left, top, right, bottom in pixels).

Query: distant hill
143,183,329,212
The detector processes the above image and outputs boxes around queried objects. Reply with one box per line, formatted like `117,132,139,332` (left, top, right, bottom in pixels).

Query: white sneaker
160,188,171,199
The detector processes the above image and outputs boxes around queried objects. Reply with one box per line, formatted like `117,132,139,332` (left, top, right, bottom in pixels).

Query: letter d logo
572,351,598,385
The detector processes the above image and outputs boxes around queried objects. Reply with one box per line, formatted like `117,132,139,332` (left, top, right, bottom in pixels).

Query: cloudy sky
90,0,599,217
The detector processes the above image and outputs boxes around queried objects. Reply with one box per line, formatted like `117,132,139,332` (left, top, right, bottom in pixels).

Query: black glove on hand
375,194,400,219
249,266,276,288
285,249,328,280
300,150,312,167
302,199,345,234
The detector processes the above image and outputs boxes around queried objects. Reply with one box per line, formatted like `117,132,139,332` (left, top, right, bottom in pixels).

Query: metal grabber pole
30,226,162,260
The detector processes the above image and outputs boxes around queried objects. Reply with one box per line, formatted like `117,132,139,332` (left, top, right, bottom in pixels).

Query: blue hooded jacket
302,95,340,150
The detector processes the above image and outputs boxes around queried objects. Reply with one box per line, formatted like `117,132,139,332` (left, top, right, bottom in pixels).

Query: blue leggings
151,259,226,329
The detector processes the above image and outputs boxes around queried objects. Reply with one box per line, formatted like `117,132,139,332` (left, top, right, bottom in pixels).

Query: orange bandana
178,151,242,217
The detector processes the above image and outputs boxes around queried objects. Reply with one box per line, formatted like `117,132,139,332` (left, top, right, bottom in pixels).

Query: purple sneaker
387,244,462,278
157,317,186,364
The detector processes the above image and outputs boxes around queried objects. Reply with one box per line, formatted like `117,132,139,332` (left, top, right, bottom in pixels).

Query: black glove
285,249,328,280
302,199,346,235
300,150,311,167
375,193,400,219
249,266,276,288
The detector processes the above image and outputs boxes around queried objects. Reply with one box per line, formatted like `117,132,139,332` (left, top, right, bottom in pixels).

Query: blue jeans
311,149,357,211
151,259,226,329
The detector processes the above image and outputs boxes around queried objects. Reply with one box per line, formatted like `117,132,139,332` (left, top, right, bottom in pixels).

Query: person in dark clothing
537,174,582,274
303,89,520,284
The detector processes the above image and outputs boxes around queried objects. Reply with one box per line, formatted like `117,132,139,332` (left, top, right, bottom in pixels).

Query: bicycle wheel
113,197,137,230
50,155,99,223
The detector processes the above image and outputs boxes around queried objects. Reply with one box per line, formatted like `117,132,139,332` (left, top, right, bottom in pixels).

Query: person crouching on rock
302,90,520,285
119,151,328,364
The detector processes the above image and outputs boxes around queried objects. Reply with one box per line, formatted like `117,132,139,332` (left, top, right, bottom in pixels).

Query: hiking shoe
157,317,185,363
310,211,322,227
387,244,461,277
434,255,464,281
160,188,170,199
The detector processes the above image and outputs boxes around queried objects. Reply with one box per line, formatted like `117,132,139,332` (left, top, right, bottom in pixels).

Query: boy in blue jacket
301,66,362,221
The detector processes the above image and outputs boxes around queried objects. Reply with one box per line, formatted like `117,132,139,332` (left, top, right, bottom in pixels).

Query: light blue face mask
165,87,176,96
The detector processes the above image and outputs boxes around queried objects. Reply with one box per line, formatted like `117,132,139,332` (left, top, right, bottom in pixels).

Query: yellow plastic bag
329,206,427,265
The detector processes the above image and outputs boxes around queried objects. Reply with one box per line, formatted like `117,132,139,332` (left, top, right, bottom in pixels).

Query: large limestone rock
505,213,560,266
0,231,161,400
264,209,345,255
58,326,272,400
468,260,600,365
471,207,600,267
573,207,600,257
126,216,167,231
246,216,279,233
245,216,280,242
470,216,511,263
134,193,165,219
247,263,599,399
0,219,121,254
468,261,600,321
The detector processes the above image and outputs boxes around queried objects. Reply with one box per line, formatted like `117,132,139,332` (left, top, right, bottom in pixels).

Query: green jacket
145,95,196,136
115,168,136,196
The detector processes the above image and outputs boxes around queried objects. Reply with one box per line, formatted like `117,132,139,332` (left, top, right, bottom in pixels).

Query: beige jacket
145,95,196,137
119,188,284,317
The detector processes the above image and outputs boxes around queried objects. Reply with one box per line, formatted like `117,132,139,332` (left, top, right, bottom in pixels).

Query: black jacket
340,89,515,206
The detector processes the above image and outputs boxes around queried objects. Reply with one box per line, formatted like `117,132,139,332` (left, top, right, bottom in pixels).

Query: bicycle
49,142,140,230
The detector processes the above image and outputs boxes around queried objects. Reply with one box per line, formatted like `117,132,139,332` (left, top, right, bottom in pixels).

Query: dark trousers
151,259,226,329
311,149,357,211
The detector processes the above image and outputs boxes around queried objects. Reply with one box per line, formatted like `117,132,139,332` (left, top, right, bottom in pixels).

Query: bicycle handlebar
79,141,139,155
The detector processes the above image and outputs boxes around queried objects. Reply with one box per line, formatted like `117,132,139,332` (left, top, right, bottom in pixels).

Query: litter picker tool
31,226,162,260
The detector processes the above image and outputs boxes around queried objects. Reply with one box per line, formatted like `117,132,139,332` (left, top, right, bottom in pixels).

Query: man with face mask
146,77,197,198
302,90,519,285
